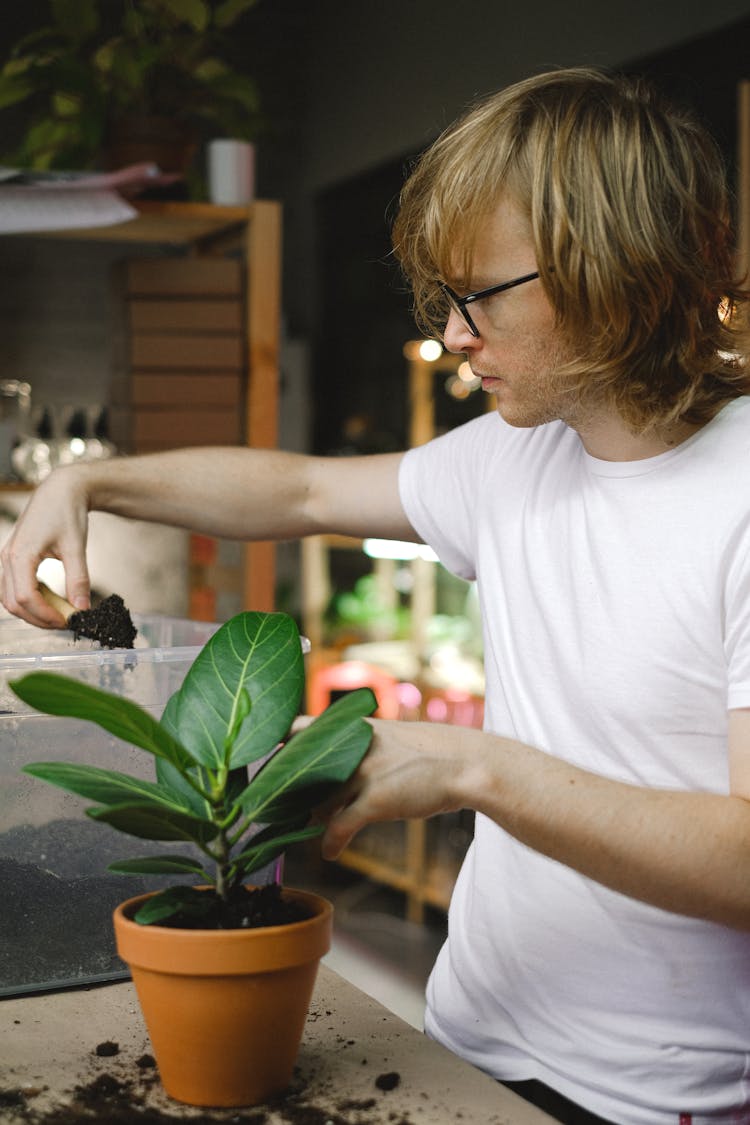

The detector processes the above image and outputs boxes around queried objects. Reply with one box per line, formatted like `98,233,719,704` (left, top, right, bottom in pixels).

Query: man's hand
317,717,468,859
0,467,92,627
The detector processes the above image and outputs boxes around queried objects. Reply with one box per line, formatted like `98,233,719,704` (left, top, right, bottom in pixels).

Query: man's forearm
459,730,750,929
320,716,750,930
83,446,318,541
0,444,412,626
83,445,412,542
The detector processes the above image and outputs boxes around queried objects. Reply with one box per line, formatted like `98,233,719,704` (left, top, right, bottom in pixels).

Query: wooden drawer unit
115,256,245,454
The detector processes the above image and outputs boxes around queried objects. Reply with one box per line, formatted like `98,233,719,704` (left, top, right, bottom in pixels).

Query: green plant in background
0,0,262,170
10,611,376,925
326,573,411,643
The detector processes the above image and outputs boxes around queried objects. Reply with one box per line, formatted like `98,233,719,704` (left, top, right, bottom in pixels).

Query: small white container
207,139,256,205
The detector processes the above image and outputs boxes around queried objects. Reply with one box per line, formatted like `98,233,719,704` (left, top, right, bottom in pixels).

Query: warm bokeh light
445,375,471,399
418,339,443,362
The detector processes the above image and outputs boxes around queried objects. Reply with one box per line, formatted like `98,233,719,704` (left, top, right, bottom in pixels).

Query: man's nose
443,307,478,353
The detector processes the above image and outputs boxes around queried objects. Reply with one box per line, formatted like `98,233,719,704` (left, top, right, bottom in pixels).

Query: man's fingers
55,539,91,611
320,809,359,861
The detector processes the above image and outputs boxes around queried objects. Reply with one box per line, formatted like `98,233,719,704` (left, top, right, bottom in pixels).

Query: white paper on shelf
0,163,162,190
0,186,137,234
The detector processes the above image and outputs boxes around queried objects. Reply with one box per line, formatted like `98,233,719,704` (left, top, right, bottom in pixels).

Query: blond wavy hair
392,67,750,431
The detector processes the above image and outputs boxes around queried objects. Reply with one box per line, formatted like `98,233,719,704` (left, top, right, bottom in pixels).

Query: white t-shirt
398,397,750,1125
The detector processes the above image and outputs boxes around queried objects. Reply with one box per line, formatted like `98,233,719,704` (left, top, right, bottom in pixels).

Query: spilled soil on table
0,1050,410,1124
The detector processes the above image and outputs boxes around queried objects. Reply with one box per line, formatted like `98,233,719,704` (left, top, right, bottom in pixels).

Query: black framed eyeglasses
439,271,540,338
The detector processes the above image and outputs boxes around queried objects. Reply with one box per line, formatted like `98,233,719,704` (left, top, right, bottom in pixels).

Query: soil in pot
152,883,313,930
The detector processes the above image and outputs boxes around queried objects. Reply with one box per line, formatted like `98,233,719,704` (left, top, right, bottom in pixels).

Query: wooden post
243,200,282,612
301,536,330,652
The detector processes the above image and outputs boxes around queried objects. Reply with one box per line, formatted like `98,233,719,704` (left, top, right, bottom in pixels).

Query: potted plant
9,609,376,1108
0,0,262,175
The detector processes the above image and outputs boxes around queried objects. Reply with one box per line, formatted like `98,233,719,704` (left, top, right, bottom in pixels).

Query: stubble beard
484,341,589,431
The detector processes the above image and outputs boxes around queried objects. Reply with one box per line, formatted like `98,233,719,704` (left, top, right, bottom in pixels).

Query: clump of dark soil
93,1041,119,1058
69,593,137,649
374,1073,401,1092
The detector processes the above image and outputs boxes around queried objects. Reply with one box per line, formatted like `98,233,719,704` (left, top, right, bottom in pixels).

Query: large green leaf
23,762,195,813
162,612,304,771
238,688,376,824
87,802,218,844
9,673,194,770
108,854,206,876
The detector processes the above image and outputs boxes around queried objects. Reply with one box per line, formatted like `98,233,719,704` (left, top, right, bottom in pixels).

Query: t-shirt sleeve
398,414,499,581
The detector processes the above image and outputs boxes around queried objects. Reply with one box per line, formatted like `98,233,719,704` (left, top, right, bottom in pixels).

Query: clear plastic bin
0,614,281,996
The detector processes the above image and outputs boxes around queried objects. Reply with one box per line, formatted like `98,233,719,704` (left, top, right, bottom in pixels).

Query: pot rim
113,885,333,974
115,884,332,933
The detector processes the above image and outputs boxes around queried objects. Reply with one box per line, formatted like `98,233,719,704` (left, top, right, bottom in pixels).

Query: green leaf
0,72,36,110
9,673,194,771
155,757,212,817
87,802,218,845
233,823,323,880
225,686,251,753
108,854,206,876
156,0,210,32
201,69,259,111
134,885,215,925
53,91,83,118
101,41,147,96
214,0,258,29
162,612,304,771
23,762,195,812
238,688,376,824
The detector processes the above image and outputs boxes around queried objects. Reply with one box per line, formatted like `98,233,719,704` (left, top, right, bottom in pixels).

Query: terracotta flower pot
113,886,333,1107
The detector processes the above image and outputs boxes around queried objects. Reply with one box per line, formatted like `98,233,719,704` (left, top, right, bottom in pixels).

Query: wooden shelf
43,200,255,246
336,818,468,920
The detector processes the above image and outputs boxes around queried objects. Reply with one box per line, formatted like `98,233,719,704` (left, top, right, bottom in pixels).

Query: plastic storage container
0,613,274,996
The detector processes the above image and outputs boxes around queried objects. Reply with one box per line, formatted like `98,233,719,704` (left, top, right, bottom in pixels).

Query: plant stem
212,827,232,903
227,812,255,848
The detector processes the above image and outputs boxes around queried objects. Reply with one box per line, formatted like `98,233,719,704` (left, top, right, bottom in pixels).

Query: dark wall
311,15,750,453
313,159,411,453
621,17,750,180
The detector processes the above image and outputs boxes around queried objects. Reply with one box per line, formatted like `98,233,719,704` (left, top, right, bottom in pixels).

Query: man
3,67,750,1124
